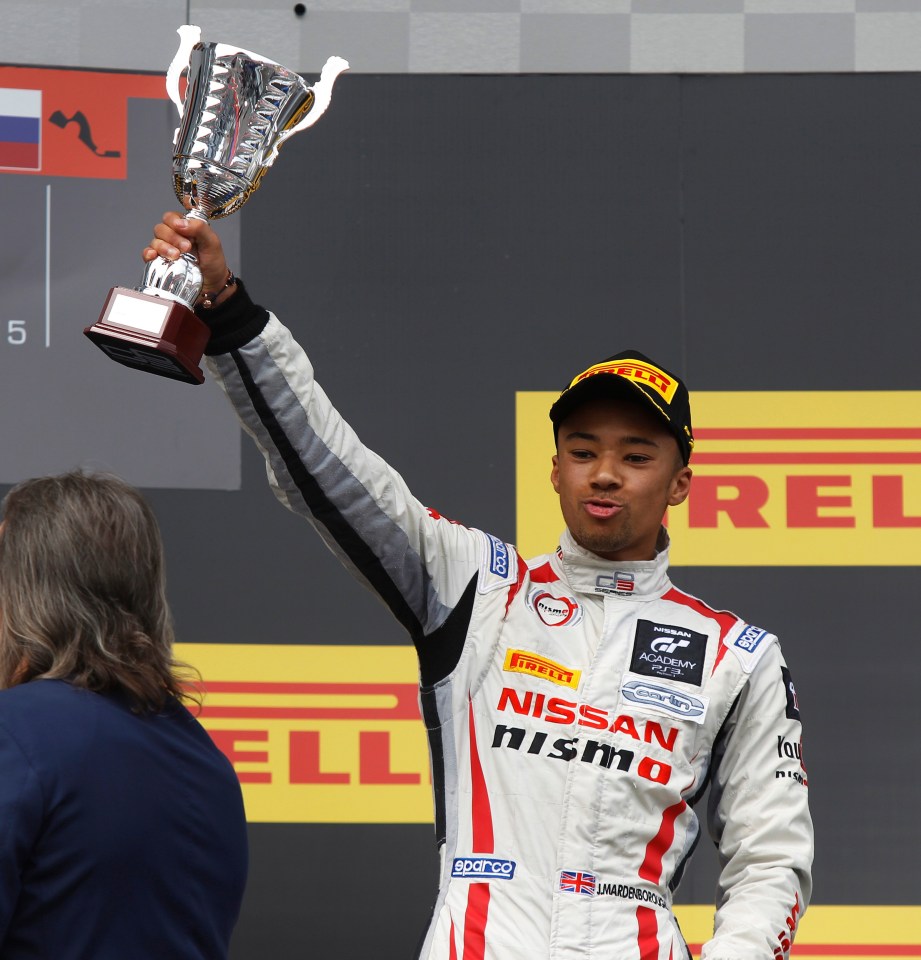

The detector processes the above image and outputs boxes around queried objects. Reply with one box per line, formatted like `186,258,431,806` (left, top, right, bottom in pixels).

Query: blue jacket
0,679,247,959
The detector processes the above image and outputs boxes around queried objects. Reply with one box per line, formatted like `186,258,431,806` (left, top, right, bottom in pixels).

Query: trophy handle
166,24,202,120
265,56,350,165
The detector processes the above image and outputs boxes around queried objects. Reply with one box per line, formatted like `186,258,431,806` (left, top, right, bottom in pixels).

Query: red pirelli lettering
289,731,350,784
694,452,921,464
873,476,921,527
195,682,421,720
786,476,855,528
688,476,770,528
696,428,921,440
208,729,272,784
686,473,921,530
359,731,422,785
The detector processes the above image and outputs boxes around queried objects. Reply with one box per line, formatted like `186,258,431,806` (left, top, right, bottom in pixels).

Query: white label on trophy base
108,294,170,335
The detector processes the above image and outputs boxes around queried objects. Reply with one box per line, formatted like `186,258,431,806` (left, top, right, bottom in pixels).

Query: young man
144,214,813,960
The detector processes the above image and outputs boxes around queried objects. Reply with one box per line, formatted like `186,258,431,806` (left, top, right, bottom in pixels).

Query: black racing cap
549,350,694,465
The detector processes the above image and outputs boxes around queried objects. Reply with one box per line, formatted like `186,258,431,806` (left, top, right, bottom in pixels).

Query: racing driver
144,212,814,960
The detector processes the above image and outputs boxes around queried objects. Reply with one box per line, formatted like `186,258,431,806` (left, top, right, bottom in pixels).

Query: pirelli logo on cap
503,648,581,689
570,359,678,403
177,643,432,824
517,390,921,566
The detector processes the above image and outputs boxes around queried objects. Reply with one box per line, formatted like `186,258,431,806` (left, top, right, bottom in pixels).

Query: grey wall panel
7,1,921,74
680,73,921,391
241,74,686,543
233,825,438,959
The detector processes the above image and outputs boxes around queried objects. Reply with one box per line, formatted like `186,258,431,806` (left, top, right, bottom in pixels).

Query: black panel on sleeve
197,279,271,355
415,574,477,687
230,351,427,640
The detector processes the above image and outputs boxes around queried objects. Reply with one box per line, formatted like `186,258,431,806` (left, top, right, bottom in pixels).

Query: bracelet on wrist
198,269,237,309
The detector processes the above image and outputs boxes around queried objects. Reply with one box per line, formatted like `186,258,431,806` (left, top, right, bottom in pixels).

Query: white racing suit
203,291,813,960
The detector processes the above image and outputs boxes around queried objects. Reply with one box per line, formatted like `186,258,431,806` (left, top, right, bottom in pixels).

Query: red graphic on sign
0,66,166,179
194,681,425,788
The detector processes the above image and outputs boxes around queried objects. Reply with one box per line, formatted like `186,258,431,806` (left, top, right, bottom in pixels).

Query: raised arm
145,216,491,647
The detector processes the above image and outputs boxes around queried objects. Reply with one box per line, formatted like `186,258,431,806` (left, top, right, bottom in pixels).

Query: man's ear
667,466,692,507
550,454,560,494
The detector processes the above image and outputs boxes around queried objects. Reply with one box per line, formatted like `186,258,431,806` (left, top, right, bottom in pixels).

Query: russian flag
0,88,41,170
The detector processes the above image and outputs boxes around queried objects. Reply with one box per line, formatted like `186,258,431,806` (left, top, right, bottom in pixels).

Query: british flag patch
559,871,596,896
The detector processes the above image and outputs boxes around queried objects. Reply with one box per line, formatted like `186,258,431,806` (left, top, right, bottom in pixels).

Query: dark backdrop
3,72,920,957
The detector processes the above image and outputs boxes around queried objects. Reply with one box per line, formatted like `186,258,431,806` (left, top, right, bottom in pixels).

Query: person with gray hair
0,471,248,959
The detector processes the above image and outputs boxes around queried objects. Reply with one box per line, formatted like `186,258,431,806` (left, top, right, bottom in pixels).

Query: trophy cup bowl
85,25,348,384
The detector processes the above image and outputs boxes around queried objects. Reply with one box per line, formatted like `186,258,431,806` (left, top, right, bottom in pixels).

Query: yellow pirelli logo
569,358,678,403
503,648,581,689
176,643,433,824
518,390,921,566
674,904,921,959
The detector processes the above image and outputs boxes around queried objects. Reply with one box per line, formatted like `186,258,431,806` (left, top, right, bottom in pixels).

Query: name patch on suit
629,620,707,686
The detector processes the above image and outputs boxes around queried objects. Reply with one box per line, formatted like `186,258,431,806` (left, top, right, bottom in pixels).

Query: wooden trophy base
85,287,211,385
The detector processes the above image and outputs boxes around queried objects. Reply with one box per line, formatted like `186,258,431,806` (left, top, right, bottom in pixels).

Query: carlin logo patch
527,588,583,627
621,674,709,722
629,620,706,686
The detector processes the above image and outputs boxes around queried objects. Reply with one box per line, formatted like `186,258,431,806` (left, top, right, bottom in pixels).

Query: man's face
551,396,692,562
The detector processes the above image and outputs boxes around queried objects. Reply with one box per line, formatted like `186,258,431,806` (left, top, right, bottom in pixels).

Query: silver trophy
86,25,348,384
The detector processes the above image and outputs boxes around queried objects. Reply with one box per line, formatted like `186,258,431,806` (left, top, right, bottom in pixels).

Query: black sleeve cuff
195,278,271,356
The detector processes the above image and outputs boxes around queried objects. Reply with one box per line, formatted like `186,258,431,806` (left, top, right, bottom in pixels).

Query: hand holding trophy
85,25,348,384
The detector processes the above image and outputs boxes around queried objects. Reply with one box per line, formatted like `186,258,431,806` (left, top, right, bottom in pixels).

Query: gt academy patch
620,672,709,723
527,587,584,628
629,620,706,686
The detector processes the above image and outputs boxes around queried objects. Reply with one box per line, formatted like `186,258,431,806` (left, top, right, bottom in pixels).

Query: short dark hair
0,471,194,712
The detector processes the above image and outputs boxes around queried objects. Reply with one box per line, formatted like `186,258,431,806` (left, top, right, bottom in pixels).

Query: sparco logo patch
621,675,709,723
486,533,511,579
734,624,768,653
452,857,516,880
527,587,584,627
629,620,707,686
503,649,581,689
